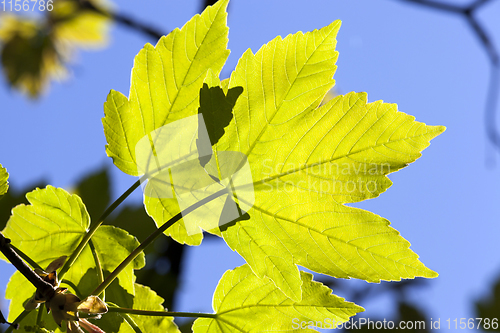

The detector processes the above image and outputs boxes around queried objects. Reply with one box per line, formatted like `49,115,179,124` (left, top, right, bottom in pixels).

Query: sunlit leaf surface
193,264,363,332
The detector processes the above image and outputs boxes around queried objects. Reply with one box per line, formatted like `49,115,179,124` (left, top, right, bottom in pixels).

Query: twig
464,14,499,65
485,67,500,148
107,304,216,319
396,0,500,152
78,0,167,41
90,188,229,297
396,0,463,13
59,179,142,280
0,309,18,330
467,0,494,13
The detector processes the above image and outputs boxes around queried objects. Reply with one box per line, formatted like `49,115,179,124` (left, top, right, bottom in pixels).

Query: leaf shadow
197,84,244,167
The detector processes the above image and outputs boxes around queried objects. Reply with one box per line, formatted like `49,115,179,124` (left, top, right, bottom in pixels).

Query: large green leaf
102,0,230,176
210,21,444,301
192,264,363,332
1,186,145,326
0,163,8,198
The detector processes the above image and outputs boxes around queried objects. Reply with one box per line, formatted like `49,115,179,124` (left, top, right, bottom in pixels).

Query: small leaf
192,264,363,332
129,284,180,333
0,164,8,198
45,256,68,273
77,296,108,315
1,186,144,324
100,283,181,333
0,186,90,265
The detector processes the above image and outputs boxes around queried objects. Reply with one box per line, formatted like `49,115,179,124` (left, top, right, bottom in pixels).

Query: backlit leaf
129,284,180,333
102,6,444,302
211,23,444,301
192,264,363,332
98,283,180,333
1,186,144,325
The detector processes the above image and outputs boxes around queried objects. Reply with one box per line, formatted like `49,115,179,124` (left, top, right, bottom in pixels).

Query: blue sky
1,0,500,330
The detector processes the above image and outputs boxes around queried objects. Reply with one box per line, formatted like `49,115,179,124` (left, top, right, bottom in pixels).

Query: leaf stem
120,312,143,333
89,239,105,300
90,188,228,297
61,279,84,299
59,179,142,280
108,306,216,319
36,306,43,326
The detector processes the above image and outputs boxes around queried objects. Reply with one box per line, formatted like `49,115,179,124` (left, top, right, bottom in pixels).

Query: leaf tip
436,125,446,134
425,268,439,278
426,124,446,141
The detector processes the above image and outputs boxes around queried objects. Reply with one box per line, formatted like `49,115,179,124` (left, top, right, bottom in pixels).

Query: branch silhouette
396,0,500,153
77,0,167,41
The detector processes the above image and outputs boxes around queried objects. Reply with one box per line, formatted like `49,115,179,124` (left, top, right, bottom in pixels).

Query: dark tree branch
78,0,167,42
0,232,55,302
467,0,494,13
396,0,498,64
465,14,499,65
0,308,18,330
396,0,500,152
397,0,464,13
